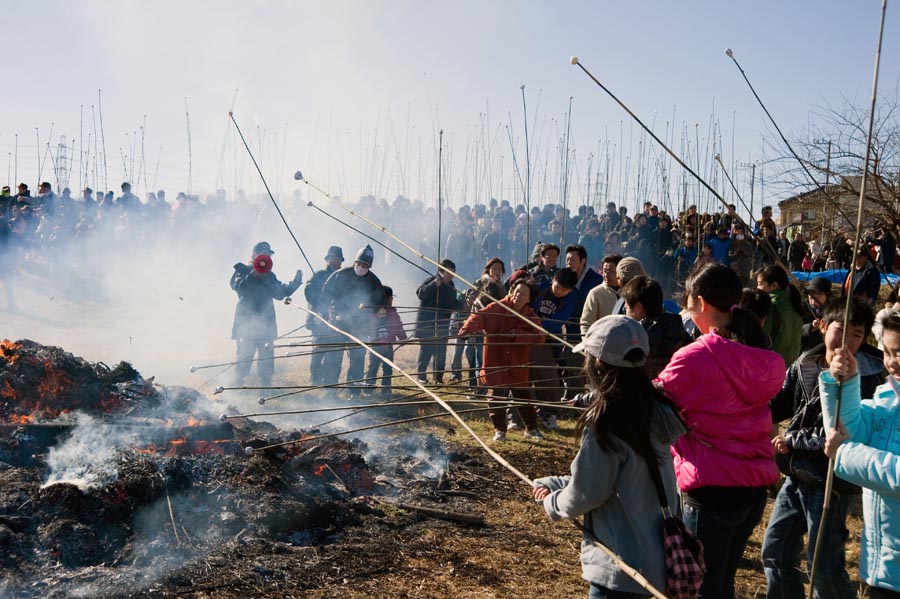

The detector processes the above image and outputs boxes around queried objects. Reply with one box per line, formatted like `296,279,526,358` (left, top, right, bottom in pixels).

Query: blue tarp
790,269,899,287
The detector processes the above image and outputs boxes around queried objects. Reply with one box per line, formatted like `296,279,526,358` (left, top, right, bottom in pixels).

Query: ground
74,414,862,599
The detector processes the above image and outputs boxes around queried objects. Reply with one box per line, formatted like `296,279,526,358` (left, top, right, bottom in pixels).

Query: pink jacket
655,331,784,491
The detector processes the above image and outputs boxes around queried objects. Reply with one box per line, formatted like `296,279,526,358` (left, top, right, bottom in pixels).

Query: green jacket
763,287,803,366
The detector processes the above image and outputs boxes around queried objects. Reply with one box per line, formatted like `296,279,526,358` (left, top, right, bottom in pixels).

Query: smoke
1,191,428,396
43,413,140,490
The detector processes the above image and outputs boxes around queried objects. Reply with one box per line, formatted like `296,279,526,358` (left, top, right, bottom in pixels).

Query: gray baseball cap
573,315,649,368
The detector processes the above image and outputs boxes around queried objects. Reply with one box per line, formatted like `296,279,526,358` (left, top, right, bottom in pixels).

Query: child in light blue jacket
822,309,900,597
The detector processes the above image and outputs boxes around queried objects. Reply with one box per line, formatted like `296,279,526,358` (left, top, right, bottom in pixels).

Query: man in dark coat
304,245,344,385
230,241,303,388
321,244,386,392
415,259,465,384
843,245,882,305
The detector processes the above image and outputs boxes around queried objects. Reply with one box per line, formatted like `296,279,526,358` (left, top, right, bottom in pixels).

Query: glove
233,262,251,275
293,269,303,284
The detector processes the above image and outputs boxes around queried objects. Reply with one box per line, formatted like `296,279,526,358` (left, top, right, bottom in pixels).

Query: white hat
573,315,649,368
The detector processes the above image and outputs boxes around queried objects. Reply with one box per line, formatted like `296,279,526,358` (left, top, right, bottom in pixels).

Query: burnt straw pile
0,339,485,599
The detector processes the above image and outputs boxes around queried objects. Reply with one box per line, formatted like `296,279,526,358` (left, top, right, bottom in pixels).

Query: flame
185,416,204,427
313,464,327,476
1,380,17,400
0,339,22,363
36,362,72,399
9,414,33,425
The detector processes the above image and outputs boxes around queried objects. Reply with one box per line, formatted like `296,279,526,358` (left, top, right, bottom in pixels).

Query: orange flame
1,380,17,400
313,464,327,476
9,414,34,425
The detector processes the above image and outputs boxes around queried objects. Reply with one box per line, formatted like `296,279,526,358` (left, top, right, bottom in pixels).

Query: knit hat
355,244,374,267
573,315,648,368
439,258,456,272
508,269,529,285
616,257,646,284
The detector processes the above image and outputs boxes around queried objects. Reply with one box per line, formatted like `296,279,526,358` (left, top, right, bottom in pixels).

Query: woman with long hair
533,315,685,598
656,263,785,599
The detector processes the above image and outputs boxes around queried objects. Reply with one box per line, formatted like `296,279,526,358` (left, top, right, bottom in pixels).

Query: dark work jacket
414,276,465,338
304,265,339,332
322,267,386,335
769,343,886,490
844,261,882,305
230,264,301,341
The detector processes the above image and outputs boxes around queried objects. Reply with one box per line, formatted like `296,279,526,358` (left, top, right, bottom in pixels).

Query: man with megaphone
230,241,303,388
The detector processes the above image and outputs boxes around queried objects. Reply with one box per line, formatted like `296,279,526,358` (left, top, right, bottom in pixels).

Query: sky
1,1,896,216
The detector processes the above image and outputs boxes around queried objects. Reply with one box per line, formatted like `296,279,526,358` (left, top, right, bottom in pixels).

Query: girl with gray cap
533,315,685,598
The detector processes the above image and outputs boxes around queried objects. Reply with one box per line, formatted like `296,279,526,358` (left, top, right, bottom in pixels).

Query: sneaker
524,429,544,441
416,378,429,385
542,415,559,431
507,420,523,431
492,430,507,442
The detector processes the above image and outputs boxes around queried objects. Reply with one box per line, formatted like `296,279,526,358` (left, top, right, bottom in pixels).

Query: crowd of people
4,177,898,599
231,192,899,599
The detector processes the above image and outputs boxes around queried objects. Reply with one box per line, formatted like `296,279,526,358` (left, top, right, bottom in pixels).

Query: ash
0,340,482,599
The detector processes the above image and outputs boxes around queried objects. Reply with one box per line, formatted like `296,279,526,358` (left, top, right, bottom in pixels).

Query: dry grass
228,351,867,599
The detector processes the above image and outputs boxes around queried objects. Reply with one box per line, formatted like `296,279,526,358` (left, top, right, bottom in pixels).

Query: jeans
345,346,366,394
416,336,448,382
464,335,483,387
683,493,767,599
588,584,650,599
761,476,855,599
365,344,394,391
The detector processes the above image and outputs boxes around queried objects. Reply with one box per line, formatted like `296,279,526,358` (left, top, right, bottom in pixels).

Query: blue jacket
820,372,900,591
709,236,732,265
532,286,576,336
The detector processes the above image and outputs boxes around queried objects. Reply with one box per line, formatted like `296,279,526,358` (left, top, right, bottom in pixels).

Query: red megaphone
253,254,273,274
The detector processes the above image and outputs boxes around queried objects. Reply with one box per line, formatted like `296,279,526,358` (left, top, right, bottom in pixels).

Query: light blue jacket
534,403,684,593
820,371,900,592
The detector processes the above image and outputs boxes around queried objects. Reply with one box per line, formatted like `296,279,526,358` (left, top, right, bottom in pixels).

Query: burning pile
0,339,468,599
0,339,143,424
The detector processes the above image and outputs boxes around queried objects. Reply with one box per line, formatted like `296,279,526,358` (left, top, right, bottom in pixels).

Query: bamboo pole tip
228,111,233,117
725,48,734,58
569,56,579,65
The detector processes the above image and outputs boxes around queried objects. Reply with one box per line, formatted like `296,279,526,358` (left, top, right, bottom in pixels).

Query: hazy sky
1,0,896,213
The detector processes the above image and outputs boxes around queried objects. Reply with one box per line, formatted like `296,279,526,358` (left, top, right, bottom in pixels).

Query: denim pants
365,344,394,391
761,476,855,599
683,492,767,599
464,335,483,387
416,336,448,382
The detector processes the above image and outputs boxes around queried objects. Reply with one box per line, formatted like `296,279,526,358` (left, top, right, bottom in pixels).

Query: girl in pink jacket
656,263,784,599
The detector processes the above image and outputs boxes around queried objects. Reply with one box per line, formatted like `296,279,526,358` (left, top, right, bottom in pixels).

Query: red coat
458,297,544,388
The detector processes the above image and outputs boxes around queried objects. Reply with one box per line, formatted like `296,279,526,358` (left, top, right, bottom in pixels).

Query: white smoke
43,413,142,490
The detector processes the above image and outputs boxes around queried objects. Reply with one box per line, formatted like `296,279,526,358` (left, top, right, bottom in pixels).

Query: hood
700,331,785,405
651,402,686,445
